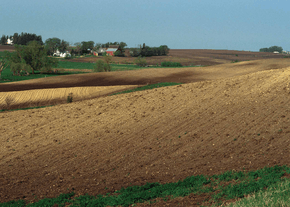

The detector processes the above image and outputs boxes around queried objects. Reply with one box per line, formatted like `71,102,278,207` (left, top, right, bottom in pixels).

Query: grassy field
0,58,201,83
1,165,289,206
0,69,88,83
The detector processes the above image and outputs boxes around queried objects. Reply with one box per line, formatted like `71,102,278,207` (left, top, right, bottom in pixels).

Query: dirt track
1,58,290,205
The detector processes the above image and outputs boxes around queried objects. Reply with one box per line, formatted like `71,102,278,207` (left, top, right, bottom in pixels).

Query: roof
108,45,119,49
106,48,118,52
97,48,106,53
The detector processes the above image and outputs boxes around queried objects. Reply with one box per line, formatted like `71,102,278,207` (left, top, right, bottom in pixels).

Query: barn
106,45,121,56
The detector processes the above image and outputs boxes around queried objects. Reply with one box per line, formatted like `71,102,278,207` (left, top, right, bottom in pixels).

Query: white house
7,38,13,45
53,49,71,58
273,51,279,54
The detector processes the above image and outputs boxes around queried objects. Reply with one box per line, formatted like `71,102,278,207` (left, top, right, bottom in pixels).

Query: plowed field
1,57,290,206
0,85,138,110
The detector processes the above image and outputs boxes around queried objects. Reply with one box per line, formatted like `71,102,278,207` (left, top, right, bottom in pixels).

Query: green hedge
161,61,182,67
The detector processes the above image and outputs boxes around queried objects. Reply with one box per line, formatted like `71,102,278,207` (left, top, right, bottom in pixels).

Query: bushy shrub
64,54,71,59
67,93,73,103
10,62,32,75
134,56,147,67
161,61,182,67
114,50,125,57
93,59,111,72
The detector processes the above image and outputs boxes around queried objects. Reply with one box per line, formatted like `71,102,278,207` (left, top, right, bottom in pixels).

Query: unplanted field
0,85,138,110
1,59,290,206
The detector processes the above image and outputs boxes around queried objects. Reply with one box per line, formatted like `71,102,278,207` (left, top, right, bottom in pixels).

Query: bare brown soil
1,57,290,206
0,45,15,51
67,49,288,66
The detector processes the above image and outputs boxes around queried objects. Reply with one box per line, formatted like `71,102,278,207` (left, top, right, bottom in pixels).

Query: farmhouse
53,49,71,58
7,38,13,45
93,48,106,56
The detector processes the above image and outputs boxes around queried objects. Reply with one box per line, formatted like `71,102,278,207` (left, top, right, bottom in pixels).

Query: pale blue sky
1,0,289,51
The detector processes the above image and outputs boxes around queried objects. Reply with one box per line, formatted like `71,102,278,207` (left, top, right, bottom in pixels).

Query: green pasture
1,165,290,206
0,68,88,83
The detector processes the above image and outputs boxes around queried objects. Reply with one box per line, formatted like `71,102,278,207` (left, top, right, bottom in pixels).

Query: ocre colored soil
1,56,290,206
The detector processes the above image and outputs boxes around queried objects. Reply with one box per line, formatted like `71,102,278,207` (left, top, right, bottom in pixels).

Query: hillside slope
1,63,290,205
1,58,290,92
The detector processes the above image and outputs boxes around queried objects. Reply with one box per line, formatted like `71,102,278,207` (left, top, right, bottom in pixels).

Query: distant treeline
1,32,170,57
130,43,169,57
259,46,283,53
1,33,43,46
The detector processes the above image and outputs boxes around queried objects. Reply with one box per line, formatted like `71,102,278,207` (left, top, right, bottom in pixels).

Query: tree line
0,41,58,79
1,33,43,46
0,32,171,79
259,46,283,53
130,43,169,57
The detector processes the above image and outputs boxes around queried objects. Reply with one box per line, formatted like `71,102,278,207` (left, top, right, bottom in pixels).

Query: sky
1,0,290,51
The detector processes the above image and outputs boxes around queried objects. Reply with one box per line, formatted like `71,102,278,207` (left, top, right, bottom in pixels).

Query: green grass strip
0,69,88,83
0,105,55,113
110,82,182,96
1,165,290,207
225,178,290,207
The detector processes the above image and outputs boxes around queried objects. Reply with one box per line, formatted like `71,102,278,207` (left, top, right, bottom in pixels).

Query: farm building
53,49,71,58
93,48,106,56
106,45,122,56
7,38,13,45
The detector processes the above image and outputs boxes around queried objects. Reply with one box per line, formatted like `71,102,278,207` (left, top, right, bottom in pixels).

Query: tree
259,48,269,52
130,48,141,57
59,39,69,53
74,42,82,55
0,51,10,79
45,38,61,55
259,46,283,53
8,41,58,75
94,43,102,50
81,41,94,54
12,32,43,45
12,33,19,45
87,41,95,50
159,45,170,55
119,42,127,50
114,50,125,57
1,35,7,45
269,46,283,53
